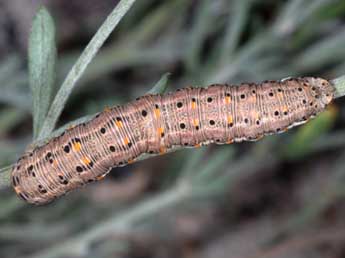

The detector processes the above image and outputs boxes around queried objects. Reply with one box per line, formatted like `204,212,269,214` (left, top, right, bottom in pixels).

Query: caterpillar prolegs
11,77,335,205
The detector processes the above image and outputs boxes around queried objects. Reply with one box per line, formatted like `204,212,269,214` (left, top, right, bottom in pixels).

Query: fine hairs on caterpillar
11,77,335,205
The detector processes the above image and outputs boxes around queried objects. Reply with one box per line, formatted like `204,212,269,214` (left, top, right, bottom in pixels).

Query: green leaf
37,0,137,141
29,6,57,139
147,72,171,94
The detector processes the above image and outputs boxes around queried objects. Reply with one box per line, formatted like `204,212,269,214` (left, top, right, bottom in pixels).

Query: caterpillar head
304,77,335,109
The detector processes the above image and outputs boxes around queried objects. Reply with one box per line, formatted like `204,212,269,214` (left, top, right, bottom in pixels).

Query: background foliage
1,0,345,257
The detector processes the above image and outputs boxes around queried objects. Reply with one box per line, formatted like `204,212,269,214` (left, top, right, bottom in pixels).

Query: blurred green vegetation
1,0,345,257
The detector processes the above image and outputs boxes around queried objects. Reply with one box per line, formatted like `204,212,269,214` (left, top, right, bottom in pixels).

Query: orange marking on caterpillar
226,139,234,144
255,135,264,140
193,119,199,127
68,124,76,130
159,147,166,154
104,106,111,112
116,120,123,128
73,142,82,152
82,157,91,166
278,92,284,99
96,174,106,181
154,108,160,118
158,127,164,136
225,96,231,104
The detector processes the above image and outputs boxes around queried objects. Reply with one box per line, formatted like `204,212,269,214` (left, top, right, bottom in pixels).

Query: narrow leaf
29,6,57,139
147,72,171,94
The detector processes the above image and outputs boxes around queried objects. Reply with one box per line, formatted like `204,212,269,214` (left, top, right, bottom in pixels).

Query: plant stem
331,75,345,98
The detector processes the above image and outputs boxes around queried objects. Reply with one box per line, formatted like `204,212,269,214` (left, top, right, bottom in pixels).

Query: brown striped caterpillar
11,77,335,205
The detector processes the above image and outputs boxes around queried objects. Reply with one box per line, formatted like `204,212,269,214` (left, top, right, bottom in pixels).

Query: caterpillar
11,77,335,205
